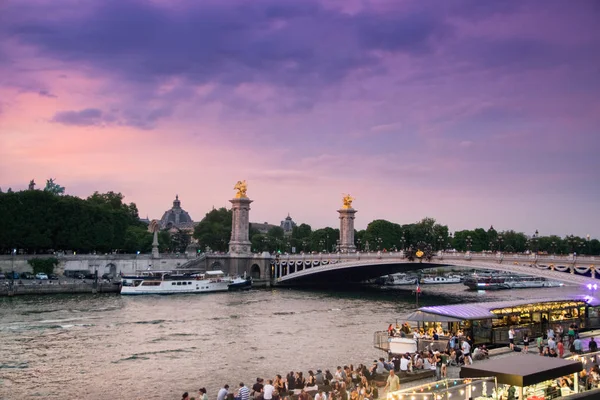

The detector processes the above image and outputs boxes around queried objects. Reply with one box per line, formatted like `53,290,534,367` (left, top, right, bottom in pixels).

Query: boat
420,275,462,284
384,273,417,286
463,275,563,290
120,270,250,295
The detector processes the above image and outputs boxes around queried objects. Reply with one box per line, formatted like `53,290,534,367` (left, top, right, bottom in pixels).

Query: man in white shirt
315,390,327,400
548,337,556,351
263,380,275,400
508,328,515,350
400,355,410,372
461,341,472,365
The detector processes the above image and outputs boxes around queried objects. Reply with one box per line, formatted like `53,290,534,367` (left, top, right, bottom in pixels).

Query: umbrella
401,310,464,323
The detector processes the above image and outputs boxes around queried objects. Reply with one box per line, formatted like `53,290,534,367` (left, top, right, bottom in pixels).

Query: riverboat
421,275,462,284
396,296,600,346
384,273,417,286
464,275,563,290
120,270,250,295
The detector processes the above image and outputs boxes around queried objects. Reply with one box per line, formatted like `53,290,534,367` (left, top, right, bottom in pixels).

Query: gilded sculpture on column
342,193,355,209
234,180,248,198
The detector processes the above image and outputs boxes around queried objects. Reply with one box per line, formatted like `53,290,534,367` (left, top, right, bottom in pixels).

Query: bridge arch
210,261,223,271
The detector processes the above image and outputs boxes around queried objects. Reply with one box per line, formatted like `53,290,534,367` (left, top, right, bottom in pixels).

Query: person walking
557,340,565,358
536,335,544,355
383,370,400,394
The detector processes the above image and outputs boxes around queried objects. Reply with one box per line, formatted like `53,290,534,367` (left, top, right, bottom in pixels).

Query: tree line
0,189,172,254
193,209,600,255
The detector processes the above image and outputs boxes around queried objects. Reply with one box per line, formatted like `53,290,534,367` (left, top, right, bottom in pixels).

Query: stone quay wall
0,282,120,297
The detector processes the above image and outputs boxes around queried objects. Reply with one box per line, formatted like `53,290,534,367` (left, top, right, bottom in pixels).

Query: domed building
159,195,195,231
280,214,296,237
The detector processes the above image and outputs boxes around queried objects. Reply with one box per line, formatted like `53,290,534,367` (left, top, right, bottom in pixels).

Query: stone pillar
152,230,159,258
338,207,357,253
229,197,253,255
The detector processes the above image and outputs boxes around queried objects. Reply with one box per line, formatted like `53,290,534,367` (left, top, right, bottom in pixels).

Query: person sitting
399,354,410,373
414,353,424,370
472,346,484,361
549,348,559,358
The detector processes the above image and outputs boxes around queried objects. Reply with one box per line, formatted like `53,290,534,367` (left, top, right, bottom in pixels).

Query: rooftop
418,295,600,320
460,354,582,387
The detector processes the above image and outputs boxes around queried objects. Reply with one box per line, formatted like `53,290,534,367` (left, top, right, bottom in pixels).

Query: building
251,221,278,234
280,214,296,236
159,195,195,231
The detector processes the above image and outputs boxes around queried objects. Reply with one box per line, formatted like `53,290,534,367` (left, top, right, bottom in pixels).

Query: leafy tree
28,257,58,275
44,178,65,195
193,208,233,252
268,226,285,239
292,223,312,240
171,229,192,253
365,219,402,250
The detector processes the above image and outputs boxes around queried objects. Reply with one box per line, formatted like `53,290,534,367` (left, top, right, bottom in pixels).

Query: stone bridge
273,251,600,287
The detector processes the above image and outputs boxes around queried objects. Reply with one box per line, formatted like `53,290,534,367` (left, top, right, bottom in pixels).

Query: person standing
263,380,275,400
536,336,544,355
218,385,230,400
523,333,529,354
557,340,565,358
508,327,515,350
383,370,400,394
236,383,250,400
461,340,472,365
590,337,598,352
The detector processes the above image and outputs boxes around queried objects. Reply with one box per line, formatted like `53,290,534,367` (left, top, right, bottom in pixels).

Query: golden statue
234,180,248,198
342,193,355,209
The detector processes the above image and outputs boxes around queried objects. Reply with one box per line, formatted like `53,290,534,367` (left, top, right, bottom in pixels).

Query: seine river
0,284,583,400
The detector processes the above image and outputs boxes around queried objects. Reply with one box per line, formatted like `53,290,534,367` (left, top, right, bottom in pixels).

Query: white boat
421,275,462,284
384,273,417,286
464,275,564,290
121,270,240,295
388,337,418,354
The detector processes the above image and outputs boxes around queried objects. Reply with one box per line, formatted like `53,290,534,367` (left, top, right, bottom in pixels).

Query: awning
401,310,464,323
460,354,582,387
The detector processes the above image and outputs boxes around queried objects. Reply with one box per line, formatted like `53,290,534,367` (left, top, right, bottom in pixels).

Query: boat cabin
414,295,600,345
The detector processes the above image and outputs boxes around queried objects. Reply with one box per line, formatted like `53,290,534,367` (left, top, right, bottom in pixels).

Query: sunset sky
1,0,599,237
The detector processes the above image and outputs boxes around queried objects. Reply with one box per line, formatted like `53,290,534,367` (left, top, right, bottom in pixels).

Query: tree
292,223,312,240
268,226,285,239
171,229,192,253
44,178,65,195
193,208,233,252
365,219,402,250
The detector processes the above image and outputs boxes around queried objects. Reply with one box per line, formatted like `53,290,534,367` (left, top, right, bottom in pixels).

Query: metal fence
373,331,449,354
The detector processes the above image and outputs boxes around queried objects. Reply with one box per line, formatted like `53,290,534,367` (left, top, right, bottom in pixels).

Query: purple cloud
38,90,57,98
51,107,171,129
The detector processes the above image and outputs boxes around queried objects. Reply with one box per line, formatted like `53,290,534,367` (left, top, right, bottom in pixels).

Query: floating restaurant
376,295,600,350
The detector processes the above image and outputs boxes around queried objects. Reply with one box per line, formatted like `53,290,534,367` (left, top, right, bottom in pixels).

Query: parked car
0,273,5,280
101,273,114,280
6,272,20,279
84,273,96,280
48,273,59,280
35,273,49,280
21,272,35,279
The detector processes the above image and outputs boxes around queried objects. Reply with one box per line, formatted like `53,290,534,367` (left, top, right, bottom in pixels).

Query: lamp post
335,239,340,252
532,229,539,255
551,241,557,255
302,240,307,253
357,238,361,252
319,240,325,253
437,235,443,252
567,235,576,255
497,235,504,253
466,236,473,252
587,234,591,255
11,248,16,290
376,237,382,251
448,232,453,251
400,234,406,251
326,234,329,254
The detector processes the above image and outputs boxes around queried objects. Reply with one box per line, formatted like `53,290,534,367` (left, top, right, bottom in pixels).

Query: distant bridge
272,252,600,287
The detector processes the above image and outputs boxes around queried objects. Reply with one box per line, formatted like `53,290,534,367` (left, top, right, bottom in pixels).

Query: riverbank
0,281,120,296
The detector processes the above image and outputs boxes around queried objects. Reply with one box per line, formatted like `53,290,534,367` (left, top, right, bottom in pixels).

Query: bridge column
278,263,282,278
229,189,253,256
338,199,357,253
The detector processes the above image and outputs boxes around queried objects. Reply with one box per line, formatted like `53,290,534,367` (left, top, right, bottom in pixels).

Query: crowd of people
179,364,401,400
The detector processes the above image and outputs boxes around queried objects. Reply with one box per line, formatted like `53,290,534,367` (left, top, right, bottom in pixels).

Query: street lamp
550,241,557,255
532,229,539,254
567,235,576,254
437,235,443,251
357,238,361,252
319,240,324,253
400,234,406,251
497,235,504,252
376,237,382,251
587,234,591,255
336,239,340,252
466,236,473,252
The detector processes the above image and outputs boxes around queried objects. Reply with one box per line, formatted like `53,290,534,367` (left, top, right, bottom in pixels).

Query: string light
459,390,465,395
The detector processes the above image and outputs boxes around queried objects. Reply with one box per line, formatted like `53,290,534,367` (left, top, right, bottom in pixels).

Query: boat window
188,282,192,285
177,282,181,286
172,282,176,286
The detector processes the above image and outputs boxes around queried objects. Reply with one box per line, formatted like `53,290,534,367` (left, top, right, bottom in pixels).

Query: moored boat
464,275,563,290
384,273,417,286
421,275,462,284
120,270,249,295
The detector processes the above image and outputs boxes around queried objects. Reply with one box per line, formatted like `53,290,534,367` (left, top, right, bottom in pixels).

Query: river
0,284,585,399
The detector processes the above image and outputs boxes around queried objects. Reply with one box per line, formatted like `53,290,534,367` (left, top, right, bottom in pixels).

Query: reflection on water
0,284,584,399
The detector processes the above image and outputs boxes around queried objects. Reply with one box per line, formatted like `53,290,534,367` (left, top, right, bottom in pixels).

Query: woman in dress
295,372,306,389
198,388,208,400
274,375,286,395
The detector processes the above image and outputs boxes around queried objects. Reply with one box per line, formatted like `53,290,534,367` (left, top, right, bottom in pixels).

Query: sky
0,0,599,237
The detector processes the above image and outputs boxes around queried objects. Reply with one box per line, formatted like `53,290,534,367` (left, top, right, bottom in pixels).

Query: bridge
272,251,600,287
